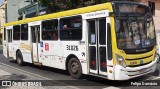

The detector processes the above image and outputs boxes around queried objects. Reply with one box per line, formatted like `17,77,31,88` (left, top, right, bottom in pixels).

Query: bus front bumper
114,58,157,80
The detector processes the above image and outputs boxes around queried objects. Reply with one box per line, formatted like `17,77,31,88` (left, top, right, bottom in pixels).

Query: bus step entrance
33,62,42,66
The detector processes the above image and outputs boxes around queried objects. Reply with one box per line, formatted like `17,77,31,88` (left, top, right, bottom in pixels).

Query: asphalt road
0,45,2,54
0,46,160,89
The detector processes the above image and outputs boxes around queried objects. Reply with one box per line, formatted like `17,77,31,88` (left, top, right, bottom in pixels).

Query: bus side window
53,33,58,40
91,34,96,44
43,32,52,40
88,20,96,44
13,25,20,40
42,19,58,40
63,25,68,29
21,24,28,40
60,15,82,40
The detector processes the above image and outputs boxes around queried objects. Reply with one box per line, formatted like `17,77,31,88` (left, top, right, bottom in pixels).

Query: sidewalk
0,69,11,77
0,45,3,54
0,64,45,89
0,65,44,89
0,64,71,89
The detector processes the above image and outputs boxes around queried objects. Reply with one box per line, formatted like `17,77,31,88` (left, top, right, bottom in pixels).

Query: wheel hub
71,62,79,74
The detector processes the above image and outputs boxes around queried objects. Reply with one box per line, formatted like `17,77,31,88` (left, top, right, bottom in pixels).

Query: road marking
143,75,157,80
103,86,121,89
0,62,80,89
151,76,160,80
138,75,160,81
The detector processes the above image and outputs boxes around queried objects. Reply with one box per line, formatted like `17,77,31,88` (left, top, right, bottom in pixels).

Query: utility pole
36,1,39,16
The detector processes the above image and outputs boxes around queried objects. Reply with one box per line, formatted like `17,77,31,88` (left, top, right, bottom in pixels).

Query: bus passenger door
6,29,12,57
3,28,7,58
88,18,108,76
31,26,40,63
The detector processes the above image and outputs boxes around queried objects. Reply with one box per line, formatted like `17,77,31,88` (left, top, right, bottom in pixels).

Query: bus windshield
114,2,156,50
115,15,156,50
114,3,150,14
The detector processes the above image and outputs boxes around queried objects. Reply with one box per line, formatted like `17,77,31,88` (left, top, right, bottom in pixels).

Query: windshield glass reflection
116,16,156,49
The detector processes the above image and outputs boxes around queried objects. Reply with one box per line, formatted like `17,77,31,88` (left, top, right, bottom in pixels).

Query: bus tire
16,51,23,66
68,58,82,79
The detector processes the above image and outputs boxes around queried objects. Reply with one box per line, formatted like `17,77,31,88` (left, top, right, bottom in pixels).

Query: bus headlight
116,54,127,68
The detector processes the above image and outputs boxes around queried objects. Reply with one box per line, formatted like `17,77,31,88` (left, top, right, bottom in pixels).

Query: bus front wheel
68,58,82,79
16,51,23,66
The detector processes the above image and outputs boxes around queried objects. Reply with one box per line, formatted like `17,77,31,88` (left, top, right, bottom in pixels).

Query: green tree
38,0,109,13
38,0,62,12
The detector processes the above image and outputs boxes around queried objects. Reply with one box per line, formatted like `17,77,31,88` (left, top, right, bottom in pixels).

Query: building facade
0,0,7,40
18,1,48,20
0,0,7,32
7,0,31,22
139,0,160,31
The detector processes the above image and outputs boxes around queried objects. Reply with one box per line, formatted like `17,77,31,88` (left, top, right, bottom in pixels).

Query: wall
7,0,30,22
139,0,160,31
0,0,7,33
154,2,160,31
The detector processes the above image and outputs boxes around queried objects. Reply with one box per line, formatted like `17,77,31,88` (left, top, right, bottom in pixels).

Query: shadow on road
0,74,27,80
150,69,159,77
0,50,3,54
9,60,70,76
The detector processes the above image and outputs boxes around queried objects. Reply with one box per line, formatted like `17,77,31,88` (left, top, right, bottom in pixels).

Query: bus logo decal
45,43,49,51
40,42,43,47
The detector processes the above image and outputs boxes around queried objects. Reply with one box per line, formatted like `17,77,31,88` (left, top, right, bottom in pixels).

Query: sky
0,0,4,5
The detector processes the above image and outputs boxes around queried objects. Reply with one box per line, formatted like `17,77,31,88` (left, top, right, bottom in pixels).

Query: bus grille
126,54,152,61
126,54,153,67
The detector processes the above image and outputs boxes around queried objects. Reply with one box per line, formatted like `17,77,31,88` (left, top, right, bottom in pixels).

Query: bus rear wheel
16,51,23,66
68,58,82,79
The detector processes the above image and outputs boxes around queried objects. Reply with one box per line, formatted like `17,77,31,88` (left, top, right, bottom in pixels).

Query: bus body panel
63,41,86,70
8,43,12,57
40,41,64,69
106,16,114,80
51,41,65,69
3,41,7,58
12,41,19,60
114,58,157,80
19,41,32,63
3,2,157,80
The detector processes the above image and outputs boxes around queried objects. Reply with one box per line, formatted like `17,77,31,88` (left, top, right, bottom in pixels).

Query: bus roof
3,2,113,27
